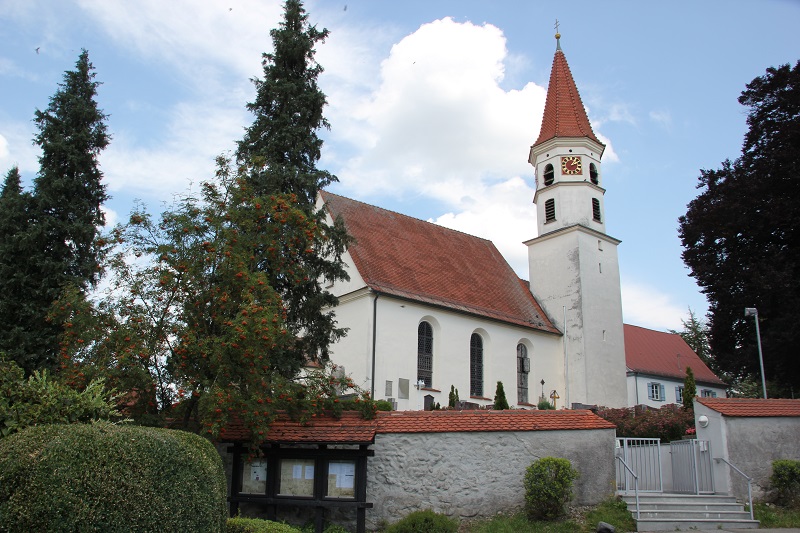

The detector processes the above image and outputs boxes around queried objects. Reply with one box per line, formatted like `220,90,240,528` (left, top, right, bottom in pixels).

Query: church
318,33,725,411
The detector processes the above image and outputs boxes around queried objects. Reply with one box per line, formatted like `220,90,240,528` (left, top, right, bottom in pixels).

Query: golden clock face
561,156,582,175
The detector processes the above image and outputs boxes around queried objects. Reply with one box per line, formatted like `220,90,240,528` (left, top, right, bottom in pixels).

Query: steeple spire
533,30,603,149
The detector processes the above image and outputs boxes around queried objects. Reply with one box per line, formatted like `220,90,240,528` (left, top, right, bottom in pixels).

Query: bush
375,399,393,411
771,459,800,507
537,399,554,410
523,457,578,521
228,517,302,532
384,509,459,533
493,381,509,410
0,422,227,532
596,404,694,442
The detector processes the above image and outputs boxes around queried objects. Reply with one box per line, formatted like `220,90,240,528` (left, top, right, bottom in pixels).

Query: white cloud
0,133,8,159
649,110,672,127
0,120,40,176
328,17,546,202
621,280,688,331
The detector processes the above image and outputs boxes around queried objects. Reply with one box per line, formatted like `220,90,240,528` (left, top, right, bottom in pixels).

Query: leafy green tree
0,50,109,374
236,0,350,366
493,381,509,410
682,366,697,411
679,61,800,395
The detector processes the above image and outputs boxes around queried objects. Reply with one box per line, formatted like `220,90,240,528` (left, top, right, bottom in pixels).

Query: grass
754,502,800,528
461,497,636,533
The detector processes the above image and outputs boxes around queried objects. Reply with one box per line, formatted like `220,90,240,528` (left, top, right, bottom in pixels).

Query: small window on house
590,163,599,185
648,382,665,402
592,198,601,222
544,199,556,223
543,164,555,186
701,389,717,398
417,321,433,388
676,386,684,403
470,333,483,397
517,344,530,404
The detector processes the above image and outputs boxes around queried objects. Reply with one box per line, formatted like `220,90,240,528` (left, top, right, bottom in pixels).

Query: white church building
319,34,724,411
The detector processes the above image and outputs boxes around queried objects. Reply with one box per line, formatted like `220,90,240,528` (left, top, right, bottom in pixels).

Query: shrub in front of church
537,399,554,410
523,457,578,521
227,517,301,532
493,381,510,410
0,422,227,532
384,509,459,532
596,404,694,442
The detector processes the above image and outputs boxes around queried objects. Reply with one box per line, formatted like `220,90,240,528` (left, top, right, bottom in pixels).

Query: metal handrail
714,458,754,520
616,456,640,519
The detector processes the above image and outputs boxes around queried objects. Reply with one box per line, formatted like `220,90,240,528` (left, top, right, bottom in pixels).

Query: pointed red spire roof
534,35,603,148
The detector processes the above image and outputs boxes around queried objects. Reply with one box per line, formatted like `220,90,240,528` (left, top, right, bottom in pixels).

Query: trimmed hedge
523,457,578,521
0,422,227,532
771,459,800,507
227,517,302,532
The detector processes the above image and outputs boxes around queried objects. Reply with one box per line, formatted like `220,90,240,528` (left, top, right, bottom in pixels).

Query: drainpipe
634,372,640,405
370,292,379,399
563,306,569,408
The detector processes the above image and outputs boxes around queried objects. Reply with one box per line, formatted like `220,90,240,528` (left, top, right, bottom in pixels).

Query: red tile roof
219,409,615,443
322,191,559,333
534,46,603,148
697,397,800,417
375,409,615,433
624,324,726,386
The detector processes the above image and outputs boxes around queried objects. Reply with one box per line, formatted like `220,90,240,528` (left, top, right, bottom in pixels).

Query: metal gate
670,439,715,494
616,438,662,493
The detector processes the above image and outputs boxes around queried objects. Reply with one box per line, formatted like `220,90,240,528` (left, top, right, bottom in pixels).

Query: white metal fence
670,439,715,494
615,438,662,493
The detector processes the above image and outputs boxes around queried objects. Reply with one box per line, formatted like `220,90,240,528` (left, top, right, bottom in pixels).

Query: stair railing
714,457,754,520
616,456,640,519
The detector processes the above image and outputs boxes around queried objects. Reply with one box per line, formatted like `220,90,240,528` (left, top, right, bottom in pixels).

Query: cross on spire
554,19,562,50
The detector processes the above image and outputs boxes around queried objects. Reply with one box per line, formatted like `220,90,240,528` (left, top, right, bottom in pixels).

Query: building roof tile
322,191,559,333
534,46,602,148
624,324,725,386
697,397,800,417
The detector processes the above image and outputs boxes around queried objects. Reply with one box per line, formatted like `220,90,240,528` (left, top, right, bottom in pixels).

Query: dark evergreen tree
679,61,800,395
0,50,109,374
682,367,696,411
236,0,350,367
669,308,715,371
493,381,509,410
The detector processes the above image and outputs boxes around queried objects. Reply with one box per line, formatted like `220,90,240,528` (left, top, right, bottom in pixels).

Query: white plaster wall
326,290,375,392
627,374,726,408
694,403,730,494
367,428,616,528
366,297,564,411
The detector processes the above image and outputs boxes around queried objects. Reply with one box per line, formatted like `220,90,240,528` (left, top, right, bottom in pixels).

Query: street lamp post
744,307,767,399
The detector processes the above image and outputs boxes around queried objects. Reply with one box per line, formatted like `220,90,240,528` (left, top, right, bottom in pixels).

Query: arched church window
517,344,530,404
470,333,483,397
417,321,433,388
543,164,555,187
592,198,601,222
590,163,599,185
544,199,556,223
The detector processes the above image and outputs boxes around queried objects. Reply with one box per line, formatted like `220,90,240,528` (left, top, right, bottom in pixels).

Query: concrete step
636,509,752,520
633,518,760,531
635,501,745,512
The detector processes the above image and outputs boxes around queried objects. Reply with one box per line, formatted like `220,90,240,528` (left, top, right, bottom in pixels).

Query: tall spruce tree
0,50,109,373
236,0,350,367
679,61,800,395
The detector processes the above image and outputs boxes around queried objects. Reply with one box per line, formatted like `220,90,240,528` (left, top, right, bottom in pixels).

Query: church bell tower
525,29,627,408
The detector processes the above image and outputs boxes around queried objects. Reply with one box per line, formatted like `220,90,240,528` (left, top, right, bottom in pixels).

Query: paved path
640,530,800,532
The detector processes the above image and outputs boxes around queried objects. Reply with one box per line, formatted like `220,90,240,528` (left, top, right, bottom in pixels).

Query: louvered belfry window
545,199,556,222
470,333,483,397
417,322,433,388
592,198,601,222
543,164,555,186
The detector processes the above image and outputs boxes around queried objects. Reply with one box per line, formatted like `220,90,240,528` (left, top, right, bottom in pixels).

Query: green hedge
227,517,302,532
771,459,800,507
523,457,578,521
384,509,459,533
0,422,227,532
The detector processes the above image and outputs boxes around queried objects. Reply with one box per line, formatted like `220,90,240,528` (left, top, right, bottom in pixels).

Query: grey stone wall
366,428,616,528
725,416,800,500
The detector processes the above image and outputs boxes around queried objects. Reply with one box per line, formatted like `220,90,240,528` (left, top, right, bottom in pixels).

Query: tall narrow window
417,322,433,388
590,163,599,185
592,198,601,222
544,199,556,223
470,333,483,397
543,164,555,186
517,344,530,404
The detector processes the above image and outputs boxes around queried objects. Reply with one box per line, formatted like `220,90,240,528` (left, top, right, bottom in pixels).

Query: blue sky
2,0,799,332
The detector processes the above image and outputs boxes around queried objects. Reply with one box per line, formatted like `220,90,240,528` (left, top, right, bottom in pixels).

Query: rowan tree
679,61,800,395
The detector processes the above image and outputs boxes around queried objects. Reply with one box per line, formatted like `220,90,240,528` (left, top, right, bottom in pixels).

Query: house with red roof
318,32,641,411
625,324,726,407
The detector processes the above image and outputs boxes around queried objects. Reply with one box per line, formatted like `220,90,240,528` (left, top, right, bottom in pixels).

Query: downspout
563,305,569,408
370,292,379,399
634,372,640,405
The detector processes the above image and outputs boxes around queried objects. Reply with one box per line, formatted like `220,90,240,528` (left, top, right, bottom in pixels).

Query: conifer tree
236,0,350,366
682,367,697,411
0,50,109,373
494,381,509,410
